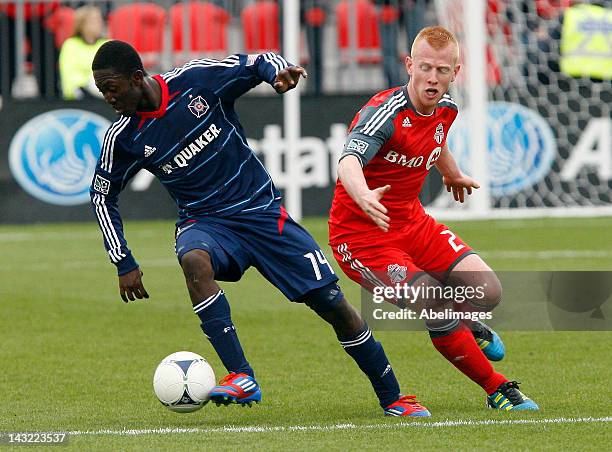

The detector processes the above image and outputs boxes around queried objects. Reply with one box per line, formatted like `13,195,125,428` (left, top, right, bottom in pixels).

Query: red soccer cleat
384,395,431,417
208,372,262,406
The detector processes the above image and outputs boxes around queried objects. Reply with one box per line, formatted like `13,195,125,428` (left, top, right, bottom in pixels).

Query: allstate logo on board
446,101,556,197
9,109,110,205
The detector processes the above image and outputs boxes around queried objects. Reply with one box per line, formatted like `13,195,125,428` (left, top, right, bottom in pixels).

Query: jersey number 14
304,250,335,280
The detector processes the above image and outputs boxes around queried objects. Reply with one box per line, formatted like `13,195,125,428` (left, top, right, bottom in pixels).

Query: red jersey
329,86,458,241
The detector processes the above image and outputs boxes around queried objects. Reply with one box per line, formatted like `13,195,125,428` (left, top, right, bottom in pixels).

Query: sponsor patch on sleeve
346,138,370,155
93,174,111,195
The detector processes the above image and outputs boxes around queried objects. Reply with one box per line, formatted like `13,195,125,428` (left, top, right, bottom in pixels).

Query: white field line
0,258,178,272
67,417,612,436
3,250,612,272
2,250,612,272
0,230,161,242
479,250,612,259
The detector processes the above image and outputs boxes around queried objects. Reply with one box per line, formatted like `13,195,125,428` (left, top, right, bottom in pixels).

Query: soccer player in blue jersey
89,40,429,417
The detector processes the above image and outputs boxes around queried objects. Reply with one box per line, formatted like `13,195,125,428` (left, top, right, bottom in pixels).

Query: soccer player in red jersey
329,26,539,411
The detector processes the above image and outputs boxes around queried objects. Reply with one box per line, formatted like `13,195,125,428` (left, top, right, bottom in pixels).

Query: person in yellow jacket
560,2,611,80
59,5,107,99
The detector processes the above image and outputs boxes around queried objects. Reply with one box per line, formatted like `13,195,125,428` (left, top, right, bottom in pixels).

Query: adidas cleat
472,321,505,361
384,395,431,417
209,372,262,406
487,381,539,411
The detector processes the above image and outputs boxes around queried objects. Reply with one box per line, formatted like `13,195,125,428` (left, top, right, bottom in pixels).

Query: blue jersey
90,53,289,275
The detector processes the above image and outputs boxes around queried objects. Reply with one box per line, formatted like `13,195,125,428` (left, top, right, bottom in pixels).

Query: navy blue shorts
174,202,339,301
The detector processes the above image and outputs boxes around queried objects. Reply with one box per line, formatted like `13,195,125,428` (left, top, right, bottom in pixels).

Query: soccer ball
153,351,216,413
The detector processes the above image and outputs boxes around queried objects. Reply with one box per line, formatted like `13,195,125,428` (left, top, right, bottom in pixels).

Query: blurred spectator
405,0,432,51
515,0,568,85
560,1,611,81
0,2,60,99
302,1,326,94
242,0,280,53
376,1,402,87
59,6,107,100
376,0,433,87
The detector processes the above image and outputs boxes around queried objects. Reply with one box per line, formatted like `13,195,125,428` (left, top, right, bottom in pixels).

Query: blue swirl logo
446,102,556,197
9,109,110,205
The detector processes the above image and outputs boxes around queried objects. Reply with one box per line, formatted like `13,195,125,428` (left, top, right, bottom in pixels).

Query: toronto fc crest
188,96,209,118
434,123,444,144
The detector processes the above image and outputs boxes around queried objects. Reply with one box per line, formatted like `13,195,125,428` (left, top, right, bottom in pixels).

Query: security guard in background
560,2,612,80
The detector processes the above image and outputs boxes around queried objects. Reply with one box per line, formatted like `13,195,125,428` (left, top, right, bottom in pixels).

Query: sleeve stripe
92,193,122,263
100,118,121,172
92,194,122,262
359,92,404,134
438,97,458,107
364,99,406,136
262,52,282,74
100,116,130,173
359,92,405,136
440,93,458,107
100,116,127,172
92,193,126,263
275,54,290,69
361,93,407,136
163,56,240,83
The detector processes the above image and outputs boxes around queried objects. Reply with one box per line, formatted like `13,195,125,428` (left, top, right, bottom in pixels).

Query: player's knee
469,273,503,311
300,284,364,336
180,250,215,286
299,283,344,314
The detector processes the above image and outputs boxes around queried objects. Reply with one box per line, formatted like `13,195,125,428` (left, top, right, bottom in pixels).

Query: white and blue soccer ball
153,351,216,413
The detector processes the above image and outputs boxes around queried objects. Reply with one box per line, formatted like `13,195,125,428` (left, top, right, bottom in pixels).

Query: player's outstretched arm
338,155,391,232
273,66,307,94
118,268,149,303
435,144,480,203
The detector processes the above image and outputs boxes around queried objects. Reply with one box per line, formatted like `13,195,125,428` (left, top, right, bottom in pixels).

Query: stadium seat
241,0,280,53
108,3,165,69
336,0,381,65
379,4,400,25
535,0,571,19
170,1,230,63
44,6,75,49
304,6,326,28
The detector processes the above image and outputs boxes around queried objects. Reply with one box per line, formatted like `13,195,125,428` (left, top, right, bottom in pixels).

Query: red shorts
330,214,474,291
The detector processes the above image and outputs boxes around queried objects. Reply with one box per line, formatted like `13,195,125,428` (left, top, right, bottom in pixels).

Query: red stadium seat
171,1,230,62
379,5,400,25
241,1,280,53
336,0,381,64
304,6,326,27
108,3,166,69
44,6,75,48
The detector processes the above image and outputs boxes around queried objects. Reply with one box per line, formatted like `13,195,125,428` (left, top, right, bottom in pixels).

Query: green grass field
1,217,611,450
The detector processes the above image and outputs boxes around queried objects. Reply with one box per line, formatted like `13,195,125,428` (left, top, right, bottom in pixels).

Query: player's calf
301,284,428,413
183,250,255,379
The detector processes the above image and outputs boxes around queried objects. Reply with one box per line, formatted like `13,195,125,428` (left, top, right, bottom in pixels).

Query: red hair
411,26,460,63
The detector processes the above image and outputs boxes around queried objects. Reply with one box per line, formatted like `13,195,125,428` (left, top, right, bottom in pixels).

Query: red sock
430,324,508,395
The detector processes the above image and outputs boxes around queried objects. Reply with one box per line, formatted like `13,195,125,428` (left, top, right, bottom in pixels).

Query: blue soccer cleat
472,321,505,361
209,372,261,407
384,395,431,417
487,381,539,411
